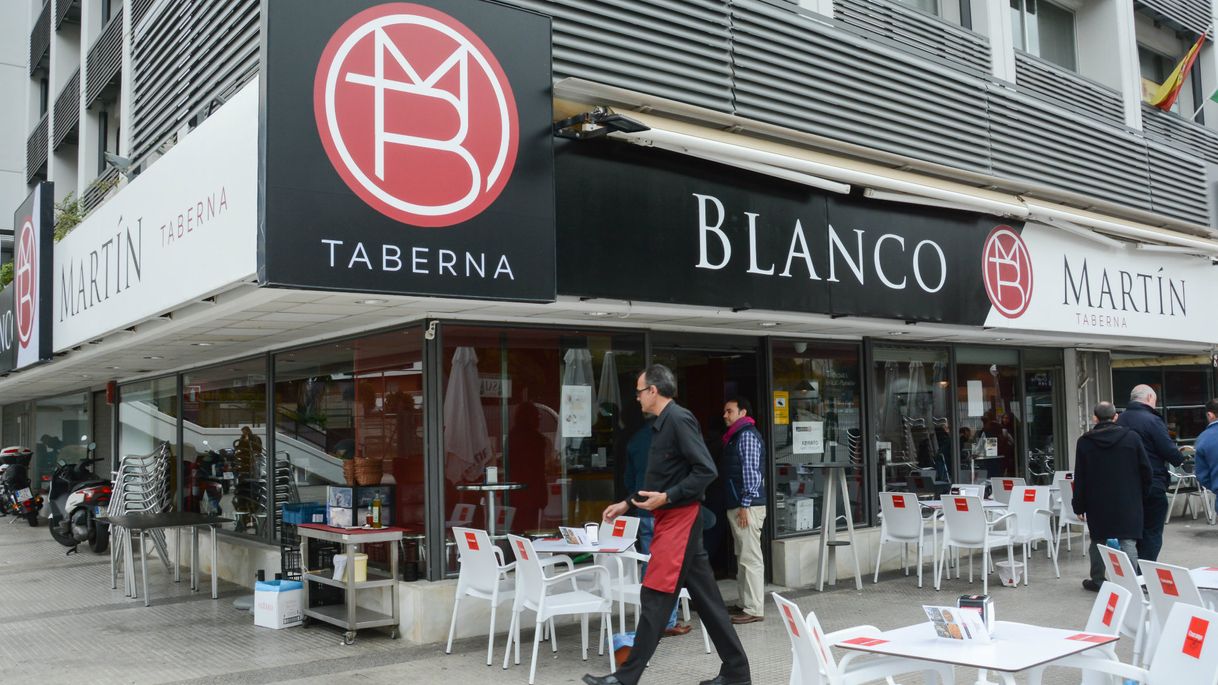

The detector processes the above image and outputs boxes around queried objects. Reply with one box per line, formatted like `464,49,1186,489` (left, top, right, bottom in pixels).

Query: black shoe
582,675,626,685
1082,579,1101,592
698,676,752,685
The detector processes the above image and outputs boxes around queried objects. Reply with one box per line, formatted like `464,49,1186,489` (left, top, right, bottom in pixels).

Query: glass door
869,345,952,500
1023,348,1065,484
651,345,760,579
955,347,1020,484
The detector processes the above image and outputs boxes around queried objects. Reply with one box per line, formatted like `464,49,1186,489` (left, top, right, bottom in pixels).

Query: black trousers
613,507,750,685
1137,489,1169,563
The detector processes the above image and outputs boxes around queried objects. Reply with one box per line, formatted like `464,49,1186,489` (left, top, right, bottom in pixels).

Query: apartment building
1,0,1215,642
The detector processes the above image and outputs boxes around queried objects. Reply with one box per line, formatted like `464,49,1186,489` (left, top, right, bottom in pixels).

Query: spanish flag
1147,31,1208,111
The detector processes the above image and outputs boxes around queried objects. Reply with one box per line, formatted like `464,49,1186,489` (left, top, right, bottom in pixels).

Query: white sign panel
792,421,823,454
560,384,592,438
967,380,984,417
53,79,260,351
982,222,1218,343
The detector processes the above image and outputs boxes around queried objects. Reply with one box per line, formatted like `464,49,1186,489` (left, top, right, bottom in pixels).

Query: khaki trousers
727,504,767,617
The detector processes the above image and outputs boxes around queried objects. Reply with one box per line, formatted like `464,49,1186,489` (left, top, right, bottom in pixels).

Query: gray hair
1094,401,1117,422
1130,384,1156,404
642,364,678,399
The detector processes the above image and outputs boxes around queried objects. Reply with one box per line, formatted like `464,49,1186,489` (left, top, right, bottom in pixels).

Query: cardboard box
254,580,303,629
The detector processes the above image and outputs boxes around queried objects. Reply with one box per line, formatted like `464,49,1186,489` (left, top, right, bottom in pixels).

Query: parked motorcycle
0,446,43,526
48,437,111,553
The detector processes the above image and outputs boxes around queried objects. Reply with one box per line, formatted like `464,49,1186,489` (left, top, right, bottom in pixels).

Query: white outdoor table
530,539,635,555
837,620,1118,685
1192,566,1218,590
920,499,1007,511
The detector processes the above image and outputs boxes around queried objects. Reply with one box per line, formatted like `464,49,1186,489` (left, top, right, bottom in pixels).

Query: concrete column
77,0,98,195
119,0,133,158
1096,0,1145,130
971,0,1016,82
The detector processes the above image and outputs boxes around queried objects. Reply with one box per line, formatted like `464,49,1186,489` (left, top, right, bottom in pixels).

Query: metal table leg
191,526,199,591
140,529,150,607
345,542,357,640
210,525,218,599
174,528,181,583
390,536,400,636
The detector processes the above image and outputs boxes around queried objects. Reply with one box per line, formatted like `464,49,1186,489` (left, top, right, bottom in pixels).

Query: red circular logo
981,225,1033,319
15,218,36,348
313,3,519,227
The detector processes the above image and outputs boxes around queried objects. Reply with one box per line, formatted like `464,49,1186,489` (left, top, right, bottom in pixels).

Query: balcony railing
132,0,156,28
29,1,50,75
835,0,991,76
1135,0,1214,37
1141,103,1218,165
52,68,80,149
26,114,48,183
1014,50,1124,124
86,7,124,107
81,166,122,215
55,0,80,29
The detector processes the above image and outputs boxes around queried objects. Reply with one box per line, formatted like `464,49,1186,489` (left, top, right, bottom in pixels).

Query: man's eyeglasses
635,385,653,397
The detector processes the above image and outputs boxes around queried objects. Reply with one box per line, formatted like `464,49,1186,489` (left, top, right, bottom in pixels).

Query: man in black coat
1073,401,1152,591
1118,384,1185,562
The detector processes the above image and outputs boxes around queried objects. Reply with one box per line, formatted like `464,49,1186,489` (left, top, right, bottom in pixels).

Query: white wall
0,2,32,231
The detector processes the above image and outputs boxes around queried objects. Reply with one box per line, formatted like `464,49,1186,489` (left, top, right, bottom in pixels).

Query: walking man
1119,385,1185,562
1072,401,1152,591
1192,399,1218,500
722,397,766,625
584,364,751,685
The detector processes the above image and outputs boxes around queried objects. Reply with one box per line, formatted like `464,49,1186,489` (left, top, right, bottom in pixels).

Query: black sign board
557,141,1006,325
260,0,555,301
0,182,54,372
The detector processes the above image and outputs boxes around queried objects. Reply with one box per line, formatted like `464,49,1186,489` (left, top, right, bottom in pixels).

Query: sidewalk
1,517,1215,684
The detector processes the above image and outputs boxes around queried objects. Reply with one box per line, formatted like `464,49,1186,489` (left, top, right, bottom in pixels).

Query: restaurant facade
5,0,1218,643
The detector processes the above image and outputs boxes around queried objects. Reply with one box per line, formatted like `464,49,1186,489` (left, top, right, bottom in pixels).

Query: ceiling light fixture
143,355,163,360
889,331,910,336
356,299,387,305
759,322,780,328
585,311,612,317
192,342,213,347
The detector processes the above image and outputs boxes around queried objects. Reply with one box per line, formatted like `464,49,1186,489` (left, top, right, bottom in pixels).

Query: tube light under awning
601,111,1218,257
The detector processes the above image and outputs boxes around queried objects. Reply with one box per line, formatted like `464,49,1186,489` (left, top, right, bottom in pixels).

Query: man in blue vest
722,397,767,625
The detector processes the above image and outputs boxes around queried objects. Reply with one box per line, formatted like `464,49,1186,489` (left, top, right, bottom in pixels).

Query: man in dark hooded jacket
1073,402,1153,591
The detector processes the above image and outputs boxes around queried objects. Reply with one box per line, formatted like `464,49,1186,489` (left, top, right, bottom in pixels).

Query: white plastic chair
1141,560,1210,659
874,491,929,587
1166,464,1215,525
1099,545,1151,666
1072,581,1134,685
949,484,984,498
935,494,1015,594
606,548,712,654
1054,479,1089,557
990,477,1025,505
1050,471,1073,513
1055,604,1218,685
771,592,955,685
1007,486,1060,584
446,527,516,665
503,535,613,684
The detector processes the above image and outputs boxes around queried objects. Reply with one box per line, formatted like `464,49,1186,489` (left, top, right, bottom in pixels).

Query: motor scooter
48,437,111,554
0,446,42,526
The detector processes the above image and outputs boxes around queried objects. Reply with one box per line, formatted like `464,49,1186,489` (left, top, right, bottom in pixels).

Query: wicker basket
353,456,384,486
342,459,356,486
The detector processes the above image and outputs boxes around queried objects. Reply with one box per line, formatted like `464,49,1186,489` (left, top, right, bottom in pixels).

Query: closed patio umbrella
443,347,494,484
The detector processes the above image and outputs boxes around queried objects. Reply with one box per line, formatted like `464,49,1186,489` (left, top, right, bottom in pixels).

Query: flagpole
1190,102,1206,121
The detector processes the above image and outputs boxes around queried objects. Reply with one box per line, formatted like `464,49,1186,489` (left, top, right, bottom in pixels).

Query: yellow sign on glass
773,391,790,425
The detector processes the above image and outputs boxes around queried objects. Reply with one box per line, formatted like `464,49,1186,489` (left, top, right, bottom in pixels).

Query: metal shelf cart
297,524,404,644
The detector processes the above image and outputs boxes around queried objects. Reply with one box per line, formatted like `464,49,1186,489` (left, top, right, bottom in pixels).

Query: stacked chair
107,442,173,599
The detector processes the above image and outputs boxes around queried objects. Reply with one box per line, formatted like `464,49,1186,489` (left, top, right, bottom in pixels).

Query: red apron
642,502,700,593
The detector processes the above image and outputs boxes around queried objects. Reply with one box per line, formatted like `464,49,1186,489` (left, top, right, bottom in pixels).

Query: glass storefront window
1114,362,1215,444
440,326,644,570
183,359,268,536
771,341,862,536
33,392,91,491
870,346,951,498
119,377,180,508
955,347,1020,483
273,327,424,534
